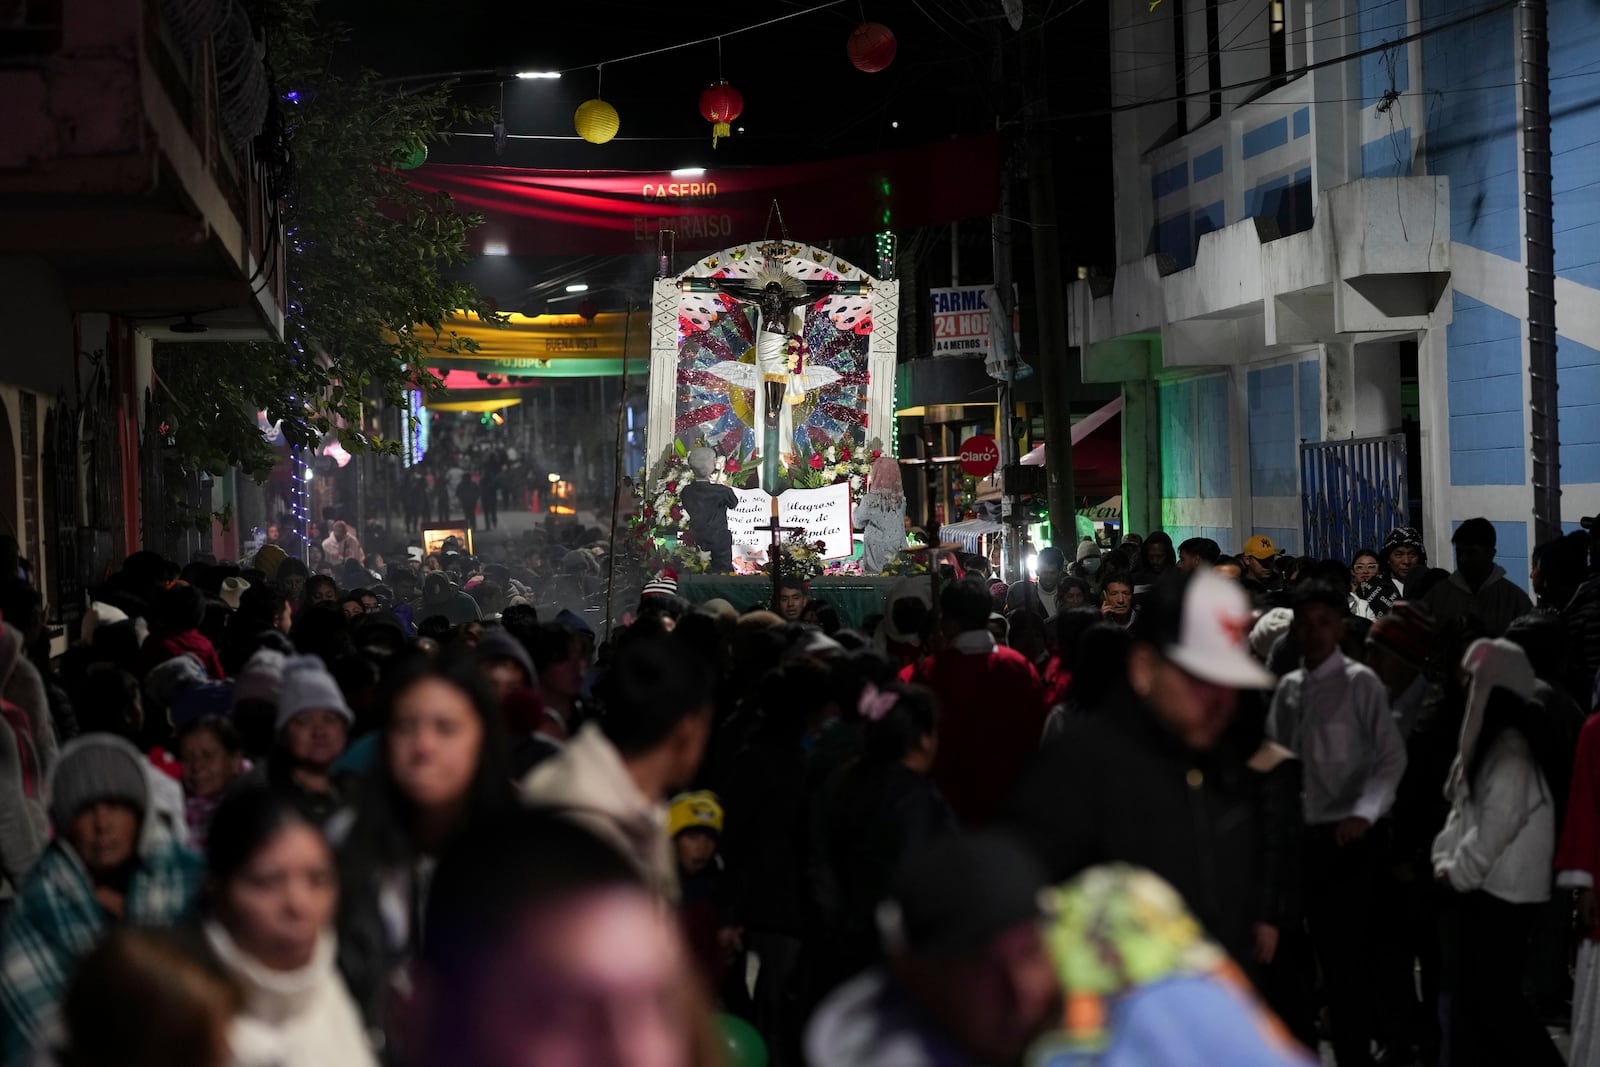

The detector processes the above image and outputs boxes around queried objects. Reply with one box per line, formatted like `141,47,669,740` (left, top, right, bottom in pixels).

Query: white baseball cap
1161,569,1278,689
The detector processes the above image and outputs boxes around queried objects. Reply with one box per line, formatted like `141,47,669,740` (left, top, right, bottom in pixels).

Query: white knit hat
275,655,353,732
80,601,128,645
1248,607,1295,664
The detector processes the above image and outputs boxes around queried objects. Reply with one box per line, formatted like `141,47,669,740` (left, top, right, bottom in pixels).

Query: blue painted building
1067,0,1600,590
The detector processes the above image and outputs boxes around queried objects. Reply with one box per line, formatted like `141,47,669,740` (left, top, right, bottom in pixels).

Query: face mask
1079,557,1102,575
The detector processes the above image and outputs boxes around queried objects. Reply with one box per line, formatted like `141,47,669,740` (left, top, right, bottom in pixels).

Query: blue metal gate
1300,434,1409,562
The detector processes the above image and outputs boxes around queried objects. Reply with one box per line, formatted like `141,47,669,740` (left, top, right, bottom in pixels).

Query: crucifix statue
680,252,868,489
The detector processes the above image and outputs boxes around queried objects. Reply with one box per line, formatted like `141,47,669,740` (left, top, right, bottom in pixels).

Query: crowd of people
0,509,1596,1067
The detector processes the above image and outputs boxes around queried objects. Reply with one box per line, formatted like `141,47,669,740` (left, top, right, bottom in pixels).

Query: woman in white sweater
1431,638,1564,1067
202,787,377,1067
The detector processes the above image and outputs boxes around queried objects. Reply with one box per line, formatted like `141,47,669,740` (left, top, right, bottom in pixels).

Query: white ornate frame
644,242,899,491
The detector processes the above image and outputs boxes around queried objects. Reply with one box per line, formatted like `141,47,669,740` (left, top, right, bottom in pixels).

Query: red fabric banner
407,135,1000,256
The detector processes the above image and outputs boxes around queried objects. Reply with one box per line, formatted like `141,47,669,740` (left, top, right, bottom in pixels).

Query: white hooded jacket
1432,639,1554,903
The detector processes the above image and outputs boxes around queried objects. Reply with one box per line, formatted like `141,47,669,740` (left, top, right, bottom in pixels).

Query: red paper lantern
577,299,599,321
698,80,744,148
848,22,897,73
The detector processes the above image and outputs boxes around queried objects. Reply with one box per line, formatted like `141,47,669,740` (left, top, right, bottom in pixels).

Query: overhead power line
1043,0,1517,121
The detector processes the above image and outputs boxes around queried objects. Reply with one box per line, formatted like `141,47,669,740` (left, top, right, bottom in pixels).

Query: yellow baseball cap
667,790,724,837
1241,535,1281,561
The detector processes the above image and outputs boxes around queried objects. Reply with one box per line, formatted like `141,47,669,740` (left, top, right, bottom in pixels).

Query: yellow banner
421,310,650,365
427,397,524,413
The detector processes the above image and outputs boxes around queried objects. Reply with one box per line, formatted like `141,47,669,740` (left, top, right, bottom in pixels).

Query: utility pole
992,195,1017,579
1022,6,1076,547
993,180,1023,582
1521,0,1560,544
990,19,1023,581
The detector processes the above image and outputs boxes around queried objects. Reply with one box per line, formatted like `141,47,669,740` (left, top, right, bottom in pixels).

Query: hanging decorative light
575,65,618,145
847,22,897,72
397,140,428,169
698,80,743,148
574,98,619,144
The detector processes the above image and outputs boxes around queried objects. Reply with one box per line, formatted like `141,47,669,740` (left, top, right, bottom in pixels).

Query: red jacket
1557,713,1600,940
1040,655,1072,710
901,636,1046,826
143,629,226,680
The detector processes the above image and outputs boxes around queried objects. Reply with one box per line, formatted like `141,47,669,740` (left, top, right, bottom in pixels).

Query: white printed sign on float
724,483,856,565
779,483,854,560
728,488,778,569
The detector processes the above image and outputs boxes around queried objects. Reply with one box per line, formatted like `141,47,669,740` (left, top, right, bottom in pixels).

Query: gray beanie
234,648,288,708
48,734,150,829
144,653,208,709
275,654,354,733
1076,538,1102,563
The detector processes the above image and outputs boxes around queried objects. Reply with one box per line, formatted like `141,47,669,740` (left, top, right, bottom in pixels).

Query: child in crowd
669,790,738,993
142,583,225,680
176,716,246,851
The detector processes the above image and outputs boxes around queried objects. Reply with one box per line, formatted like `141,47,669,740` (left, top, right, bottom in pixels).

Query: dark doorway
0,396,17,552
1399,340,1423,531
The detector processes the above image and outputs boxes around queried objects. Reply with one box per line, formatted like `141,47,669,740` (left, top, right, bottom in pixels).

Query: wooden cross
752,497,807,611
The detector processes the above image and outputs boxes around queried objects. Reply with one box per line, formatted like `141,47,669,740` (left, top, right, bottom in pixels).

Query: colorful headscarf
1027,865,1310,1066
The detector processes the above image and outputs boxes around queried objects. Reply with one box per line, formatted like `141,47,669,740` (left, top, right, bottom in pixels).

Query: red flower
814,541,827,552
670,505,683,521
681,531,697,546
871,449,882,459
641,507,654,520
666,481,678,493
726,458,741,473
808,453,825,470
839,448,852,462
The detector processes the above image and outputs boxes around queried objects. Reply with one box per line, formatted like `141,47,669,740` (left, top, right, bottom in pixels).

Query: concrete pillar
1324,341,1357,439
1121,379,1162,538
1229,366,1251,550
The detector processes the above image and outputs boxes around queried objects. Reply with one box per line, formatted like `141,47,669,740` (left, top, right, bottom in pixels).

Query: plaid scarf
0,833,202,1061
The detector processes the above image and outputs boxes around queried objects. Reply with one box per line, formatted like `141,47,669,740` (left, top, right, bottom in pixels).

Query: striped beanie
642,569,679,599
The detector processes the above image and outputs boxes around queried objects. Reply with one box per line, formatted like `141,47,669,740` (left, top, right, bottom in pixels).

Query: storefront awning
940,518,1004,552
1077,495,1122,521
1020,396,1123,498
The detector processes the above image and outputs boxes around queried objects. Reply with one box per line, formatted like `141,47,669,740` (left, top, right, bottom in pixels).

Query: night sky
317,0,1113,321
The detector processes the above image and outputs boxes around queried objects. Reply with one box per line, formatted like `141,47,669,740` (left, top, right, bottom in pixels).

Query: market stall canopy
941,518,1004,552
1020,396,1122,499
419,310,648,379
407,136,1000,257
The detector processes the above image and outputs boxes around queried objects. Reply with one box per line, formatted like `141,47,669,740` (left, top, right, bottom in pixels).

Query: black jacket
812,761,956,979
1251,756,1304,928
1005,687,1259,966
719,731,812,937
